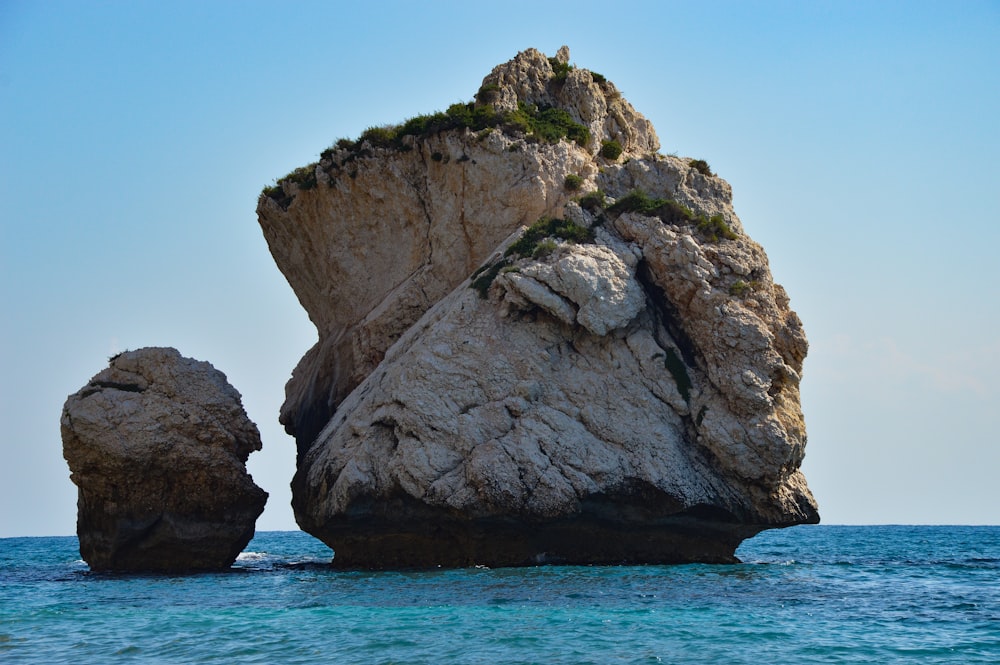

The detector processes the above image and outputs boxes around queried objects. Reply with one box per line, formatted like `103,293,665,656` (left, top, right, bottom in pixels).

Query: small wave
236,551,268,562
741,559,798,566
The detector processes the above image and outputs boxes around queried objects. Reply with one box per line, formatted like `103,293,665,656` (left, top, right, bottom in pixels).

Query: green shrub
470,216,596,298
505,216,594,259
577,189,606,212
548,57,573,82
513,104,589,146
607,188,738,243
445,102,474,127
729,280,750,297
359,125,398,149
696,214,738,242
729,279,760,297
590,71,606,84
530,108,570,143
608,189,668,215
532,238,559,259
477,82,500,102
600,140,623,160
397,113,437,139
328,99,590,164
284,165,316,190
657,199,697,225
564,174,584,191
470,260,506,298
689,159,713,176
321,138,356,160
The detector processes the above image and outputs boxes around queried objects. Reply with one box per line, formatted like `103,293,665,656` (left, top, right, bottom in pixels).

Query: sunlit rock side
61,347,267,572
258,46,818,568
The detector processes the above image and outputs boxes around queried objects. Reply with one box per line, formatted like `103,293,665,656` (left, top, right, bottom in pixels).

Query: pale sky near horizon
2,1,998,537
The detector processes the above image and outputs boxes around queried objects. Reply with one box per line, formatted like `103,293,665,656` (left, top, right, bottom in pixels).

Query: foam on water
1,526,998,663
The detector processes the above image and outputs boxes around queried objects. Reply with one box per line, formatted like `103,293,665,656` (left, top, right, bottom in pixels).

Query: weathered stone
497,243,645,336
61,347,267,572
259,47,818,568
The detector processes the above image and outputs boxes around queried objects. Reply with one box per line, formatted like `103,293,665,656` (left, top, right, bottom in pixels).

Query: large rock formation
61,347,268,572
259,47,818,568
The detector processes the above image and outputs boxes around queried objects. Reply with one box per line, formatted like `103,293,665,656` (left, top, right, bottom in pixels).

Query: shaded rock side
260,47,818,568
61,347,268,572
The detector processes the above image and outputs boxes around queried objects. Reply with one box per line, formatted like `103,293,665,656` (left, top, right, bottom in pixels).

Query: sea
1,525,997,663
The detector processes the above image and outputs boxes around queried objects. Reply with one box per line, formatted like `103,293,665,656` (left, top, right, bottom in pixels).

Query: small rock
61,347,267,572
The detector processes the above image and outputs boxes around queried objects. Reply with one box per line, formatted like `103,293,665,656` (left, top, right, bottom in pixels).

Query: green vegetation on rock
600,140,623,160
469,261,507,299
564,174,584,191
689,159,713,176
332,101,590,156
266,98,593,205
469,216,595,298
505,216,594,258
577,189,606,212
606,189,737,243
729,279,761,297
548,57,573,82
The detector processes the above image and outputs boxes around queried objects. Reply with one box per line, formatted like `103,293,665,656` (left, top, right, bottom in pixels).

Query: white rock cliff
258,47,818,568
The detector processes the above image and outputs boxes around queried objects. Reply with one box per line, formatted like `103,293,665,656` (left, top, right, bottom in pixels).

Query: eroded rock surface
61,347,267,572
259,46,818,568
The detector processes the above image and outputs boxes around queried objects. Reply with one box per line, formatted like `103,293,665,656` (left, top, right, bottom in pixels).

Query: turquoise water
1,526,998,663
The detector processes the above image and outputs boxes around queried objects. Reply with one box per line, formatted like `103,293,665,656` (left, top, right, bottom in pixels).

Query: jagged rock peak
61,347,268,572
477,46,659,157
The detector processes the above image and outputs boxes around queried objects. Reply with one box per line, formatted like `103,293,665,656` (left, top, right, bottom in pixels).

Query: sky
2,1,998,537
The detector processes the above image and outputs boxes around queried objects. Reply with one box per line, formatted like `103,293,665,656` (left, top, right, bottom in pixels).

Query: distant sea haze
1,525,998,663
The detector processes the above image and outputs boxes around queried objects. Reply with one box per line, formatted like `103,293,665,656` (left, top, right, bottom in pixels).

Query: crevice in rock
80,380,146,398
636,260,698,367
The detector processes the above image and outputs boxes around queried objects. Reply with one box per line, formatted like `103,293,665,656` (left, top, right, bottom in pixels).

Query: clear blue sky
2,1,998,536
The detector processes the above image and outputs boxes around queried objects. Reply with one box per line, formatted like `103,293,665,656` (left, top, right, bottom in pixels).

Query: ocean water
1,526,997,663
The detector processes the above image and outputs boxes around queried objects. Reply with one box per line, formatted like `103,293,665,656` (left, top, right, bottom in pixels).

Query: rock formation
61,347,268,572
258,46,818,568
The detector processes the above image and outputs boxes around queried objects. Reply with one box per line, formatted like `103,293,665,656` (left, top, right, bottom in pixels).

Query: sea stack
258,46,818,568
61,347,267,572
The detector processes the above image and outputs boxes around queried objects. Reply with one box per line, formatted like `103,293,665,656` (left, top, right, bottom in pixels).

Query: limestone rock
61,347,267,572
260,125,593,454
259,47,818,568
480,46,659,159
497,242,645,336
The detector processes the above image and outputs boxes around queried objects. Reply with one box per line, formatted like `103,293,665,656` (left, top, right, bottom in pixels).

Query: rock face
259,47,818,568
61,347,268,572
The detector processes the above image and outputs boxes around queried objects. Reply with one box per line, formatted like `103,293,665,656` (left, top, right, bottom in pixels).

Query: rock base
318,517,756,569
302,490,772,569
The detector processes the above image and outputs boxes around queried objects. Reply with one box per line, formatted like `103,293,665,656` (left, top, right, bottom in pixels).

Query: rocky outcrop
61,347,267,572
259,47,818,568
259,47,660,455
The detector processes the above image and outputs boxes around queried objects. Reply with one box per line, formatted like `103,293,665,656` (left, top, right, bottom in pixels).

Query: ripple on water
0,528,998,663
